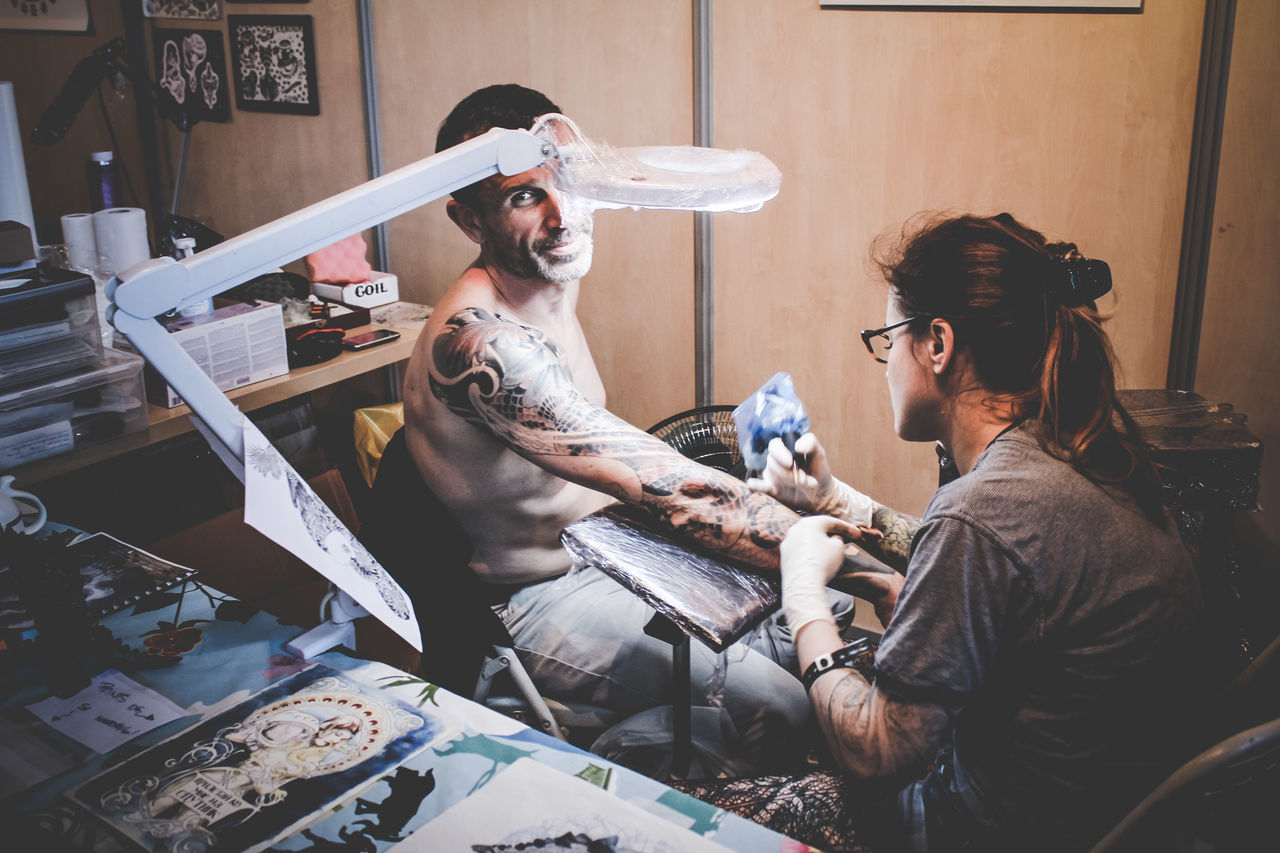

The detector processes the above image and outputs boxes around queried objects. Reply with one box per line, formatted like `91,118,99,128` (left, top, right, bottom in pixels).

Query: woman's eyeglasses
859,317,922,364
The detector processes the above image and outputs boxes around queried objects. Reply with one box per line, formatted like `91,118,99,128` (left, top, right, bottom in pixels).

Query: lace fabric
671,770,880,853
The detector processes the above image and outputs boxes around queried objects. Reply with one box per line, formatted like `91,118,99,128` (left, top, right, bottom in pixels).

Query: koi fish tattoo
428,308,799,567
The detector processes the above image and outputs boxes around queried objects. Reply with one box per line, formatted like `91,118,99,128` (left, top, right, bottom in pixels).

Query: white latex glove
747,433,876,526
781,515,866,638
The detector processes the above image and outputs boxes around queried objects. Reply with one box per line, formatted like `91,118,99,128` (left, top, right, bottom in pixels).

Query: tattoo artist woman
757,213,1202,851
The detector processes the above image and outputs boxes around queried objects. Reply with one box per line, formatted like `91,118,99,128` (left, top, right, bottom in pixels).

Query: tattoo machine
732,371,811,478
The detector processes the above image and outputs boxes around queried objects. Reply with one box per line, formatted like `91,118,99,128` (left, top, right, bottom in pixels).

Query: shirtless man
400,85,862,764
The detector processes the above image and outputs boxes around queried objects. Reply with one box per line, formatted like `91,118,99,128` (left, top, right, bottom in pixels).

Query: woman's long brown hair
876,212,1165,519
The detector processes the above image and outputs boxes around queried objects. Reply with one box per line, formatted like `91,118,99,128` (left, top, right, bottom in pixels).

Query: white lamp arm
104,127,549,466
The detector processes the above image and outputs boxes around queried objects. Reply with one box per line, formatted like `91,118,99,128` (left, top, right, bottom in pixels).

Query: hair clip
1051,257,1112,306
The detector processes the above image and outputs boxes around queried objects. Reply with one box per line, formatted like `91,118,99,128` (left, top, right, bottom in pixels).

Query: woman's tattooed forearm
813,669,950,778
863,506,920,573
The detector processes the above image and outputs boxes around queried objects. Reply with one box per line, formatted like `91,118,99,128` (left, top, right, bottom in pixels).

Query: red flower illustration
263,653,309,680
141,619,210,657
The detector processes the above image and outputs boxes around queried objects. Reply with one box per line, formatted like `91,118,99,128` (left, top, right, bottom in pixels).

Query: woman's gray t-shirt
875,423,1202,847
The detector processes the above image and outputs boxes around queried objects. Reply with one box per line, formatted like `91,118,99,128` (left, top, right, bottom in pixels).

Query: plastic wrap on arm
559,504,779,653
733,371,811,477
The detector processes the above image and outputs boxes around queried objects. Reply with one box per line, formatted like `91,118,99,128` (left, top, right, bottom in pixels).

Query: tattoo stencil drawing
246,434,410,620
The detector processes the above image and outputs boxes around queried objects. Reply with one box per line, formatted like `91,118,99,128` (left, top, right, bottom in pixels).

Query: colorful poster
395,758,732,853
70,664,451,853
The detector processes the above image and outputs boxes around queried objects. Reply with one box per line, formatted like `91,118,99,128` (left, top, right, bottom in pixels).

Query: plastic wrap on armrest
560,505,779,652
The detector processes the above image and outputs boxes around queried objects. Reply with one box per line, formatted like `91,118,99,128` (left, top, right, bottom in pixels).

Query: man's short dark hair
435,84,561,154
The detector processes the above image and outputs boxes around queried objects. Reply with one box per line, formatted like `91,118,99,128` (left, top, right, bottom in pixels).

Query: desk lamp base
284,585,365,660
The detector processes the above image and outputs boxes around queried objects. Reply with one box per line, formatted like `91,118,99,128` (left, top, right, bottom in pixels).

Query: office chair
1087,715,1280,852
1215,630,1280,739
1088,630,1280,852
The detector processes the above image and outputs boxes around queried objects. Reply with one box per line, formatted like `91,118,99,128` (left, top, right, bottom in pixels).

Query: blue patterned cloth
2,561,794,852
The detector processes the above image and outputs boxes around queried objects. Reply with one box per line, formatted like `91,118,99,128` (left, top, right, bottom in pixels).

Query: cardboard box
311,272,398,309
140,300,289,408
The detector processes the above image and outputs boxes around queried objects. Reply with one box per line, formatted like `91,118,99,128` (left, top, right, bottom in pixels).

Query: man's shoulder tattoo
428,307,573,429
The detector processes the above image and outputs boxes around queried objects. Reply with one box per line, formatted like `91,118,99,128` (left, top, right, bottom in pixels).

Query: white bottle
174,237,214,318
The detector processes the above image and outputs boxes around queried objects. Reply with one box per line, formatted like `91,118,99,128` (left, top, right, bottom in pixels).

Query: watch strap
801,636,872,691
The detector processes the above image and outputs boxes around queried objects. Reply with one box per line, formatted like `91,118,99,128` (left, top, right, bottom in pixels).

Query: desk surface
1,560,795,852
8,316,419,486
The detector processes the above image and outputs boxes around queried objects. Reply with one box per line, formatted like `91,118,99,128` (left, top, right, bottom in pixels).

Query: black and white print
153,27,232,124
228,14,320,116
0,0,89,31
143,0,221,21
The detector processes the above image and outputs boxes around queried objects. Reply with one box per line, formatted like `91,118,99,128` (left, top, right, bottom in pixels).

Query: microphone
30,50,115,146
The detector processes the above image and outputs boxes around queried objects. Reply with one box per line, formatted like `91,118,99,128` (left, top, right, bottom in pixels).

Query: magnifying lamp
538,113,782,213
107,119,781,659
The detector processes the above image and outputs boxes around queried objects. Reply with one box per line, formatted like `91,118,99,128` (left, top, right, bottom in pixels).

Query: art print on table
153,28,232,125
69,664,451,853
143,0,221,20
61,532,196,618
228,14,320,116
395,757,732,852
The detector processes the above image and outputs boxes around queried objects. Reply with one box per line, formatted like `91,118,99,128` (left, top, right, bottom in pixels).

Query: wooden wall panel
1197,0,1280,559
9,3,1272,551
372,0,695,430
0,5,141,243
0,1,369,256
712,1,1205,516
153,0,369,242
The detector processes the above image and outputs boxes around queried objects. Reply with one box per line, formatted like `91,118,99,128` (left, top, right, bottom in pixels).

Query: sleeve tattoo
810,669,952,779
864,505,921,573
428,308,802,568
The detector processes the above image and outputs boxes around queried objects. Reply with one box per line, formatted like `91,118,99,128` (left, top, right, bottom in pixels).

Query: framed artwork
228,14,320,116
153,28,232,124
0,0,90,32
820,1,1141,7
143,0,222,21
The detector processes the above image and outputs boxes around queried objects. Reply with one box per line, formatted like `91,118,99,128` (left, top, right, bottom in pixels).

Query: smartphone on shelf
342,328,401,351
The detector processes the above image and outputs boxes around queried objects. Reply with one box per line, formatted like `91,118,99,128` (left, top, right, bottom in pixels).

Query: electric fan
646,405,746,481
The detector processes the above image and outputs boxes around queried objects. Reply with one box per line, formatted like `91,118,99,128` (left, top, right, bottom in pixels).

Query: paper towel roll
0,82,34,235
61,212,97,272
92,207,150,276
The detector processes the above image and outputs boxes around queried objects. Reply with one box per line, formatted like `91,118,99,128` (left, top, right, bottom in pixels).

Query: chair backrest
1089,630,1280,852
1087,715,1280,852
357,428,513,694
1218,630,1280,736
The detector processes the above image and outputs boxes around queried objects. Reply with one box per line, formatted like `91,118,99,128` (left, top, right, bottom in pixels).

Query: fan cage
646,405,746,481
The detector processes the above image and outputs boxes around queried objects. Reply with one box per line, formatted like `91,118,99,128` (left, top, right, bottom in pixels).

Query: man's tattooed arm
809,669,952,779
429,308,862,570
858,506,921,574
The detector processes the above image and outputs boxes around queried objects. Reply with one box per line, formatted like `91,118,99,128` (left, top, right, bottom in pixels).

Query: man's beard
493,224,595,284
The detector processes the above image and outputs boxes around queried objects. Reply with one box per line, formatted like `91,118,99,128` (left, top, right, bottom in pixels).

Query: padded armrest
560,504,779,653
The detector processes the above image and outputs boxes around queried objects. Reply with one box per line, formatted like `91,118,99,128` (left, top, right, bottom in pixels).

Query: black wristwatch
801,637,872,691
